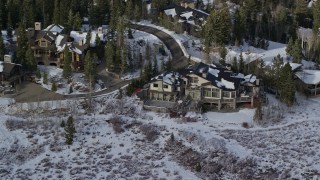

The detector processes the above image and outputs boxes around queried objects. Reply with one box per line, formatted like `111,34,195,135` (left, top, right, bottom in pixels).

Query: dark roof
162,4,188,15
162,3,209,20
185,62,241,91
181,0,195,3
2,62,21,74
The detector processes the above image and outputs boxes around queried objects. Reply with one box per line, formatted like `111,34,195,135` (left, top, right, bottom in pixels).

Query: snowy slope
1,92,320,179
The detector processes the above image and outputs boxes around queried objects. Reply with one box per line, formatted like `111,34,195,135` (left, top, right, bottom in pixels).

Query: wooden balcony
236,96,252,102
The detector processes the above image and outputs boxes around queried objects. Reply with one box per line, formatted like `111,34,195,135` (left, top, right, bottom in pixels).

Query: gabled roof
150,71,181,86
43,24,64,33
33,31,57,43
162,4,209,25
296,70,320,85
0,61,21,74
184,62,241,91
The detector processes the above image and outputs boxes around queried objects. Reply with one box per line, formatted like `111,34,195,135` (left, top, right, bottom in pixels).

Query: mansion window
204,88,219,97
164,85,168,89
153,83,158,88
223,91,230,98
190,77,198,84
40,40,47,47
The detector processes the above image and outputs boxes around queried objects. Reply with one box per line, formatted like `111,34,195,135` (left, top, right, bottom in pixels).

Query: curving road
130,24,188,70
14,24,188,103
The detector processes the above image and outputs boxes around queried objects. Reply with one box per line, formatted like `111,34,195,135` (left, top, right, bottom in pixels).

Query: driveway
15,24,188,103
14,81,65,103
130,24,188,70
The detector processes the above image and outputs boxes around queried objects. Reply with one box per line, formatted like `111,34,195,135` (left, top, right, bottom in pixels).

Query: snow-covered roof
55,35,65,51
308,0,317,7
151,72,180,85
296,70,320,85
244,74,257,83
44,24,64,33
217,78,235,89
289,63,302,71
0,61,3,73
164,8,177,17
208,67,219,77
70,31,104,47
180,11,193,20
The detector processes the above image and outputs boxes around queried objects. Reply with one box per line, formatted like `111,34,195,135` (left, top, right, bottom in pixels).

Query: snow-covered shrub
109,115,124,134
140,124,159,142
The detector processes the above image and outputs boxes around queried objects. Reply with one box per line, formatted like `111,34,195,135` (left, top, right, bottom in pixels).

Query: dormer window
40,40,47,47
190,77,198,84
153,83,158,87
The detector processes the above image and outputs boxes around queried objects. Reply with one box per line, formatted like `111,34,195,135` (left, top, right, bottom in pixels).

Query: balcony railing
236,96,252,102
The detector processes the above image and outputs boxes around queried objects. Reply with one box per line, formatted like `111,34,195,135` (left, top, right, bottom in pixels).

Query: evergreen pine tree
195,162,201,172
105,41,115,71
313,0,320,34
219,47,227,65
128,28,134,39
239,52,244,73
43,72,48,85
203,5,231,47
292,40,303,63
69,85,73,94
84,50,97,81
232,57,238,72
279,63,295,106
51,81,57,91
65,116,76,145
73,12,82,31
25,47,37,72
272,54,284,95
36,68,41,79
116,16,126,47
16,23,28,64
233,7,246,46
63,47,72,79
65,10,74,34
84,51,92,80
125,0,133,20
152,50,158,75
53,0,60,24
134,4,141,22
294,0,308,26
170,132,174,142
120,47,127,76
0,0,7,30
60,120,65,128
86,30,91,46
286,37,294,55
0,36,5,61
145,43,151,65
94,34,103,59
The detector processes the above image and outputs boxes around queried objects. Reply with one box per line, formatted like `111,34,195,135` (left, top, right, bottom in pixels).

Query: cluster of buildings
26,22,106,70
161,3,209,35
1,22,107,95
142,62,262,112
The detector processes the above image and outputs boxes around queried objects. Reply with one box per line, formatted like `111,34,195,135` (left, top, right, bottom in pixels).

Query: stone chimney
98,27,103,34
35,22,41,31
4,55,12,63
78,39,84,46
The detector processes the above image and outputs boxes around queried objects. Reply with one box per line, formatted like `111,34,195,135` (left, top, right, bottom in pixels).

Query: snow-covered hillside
1,92,320,179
